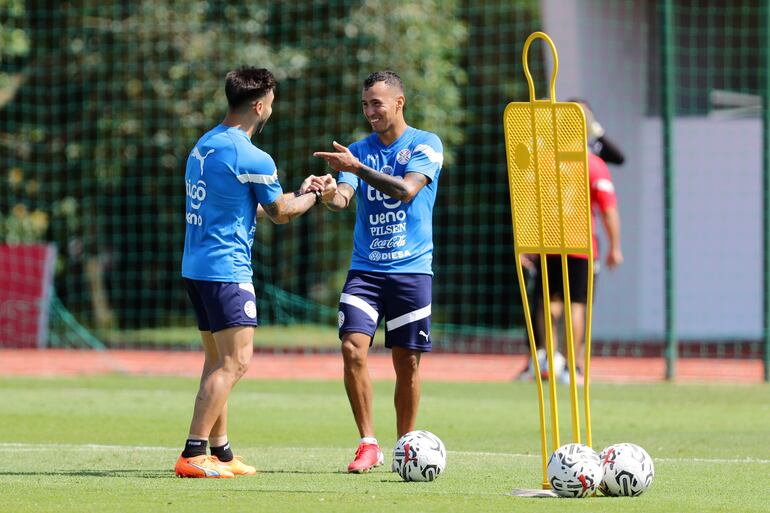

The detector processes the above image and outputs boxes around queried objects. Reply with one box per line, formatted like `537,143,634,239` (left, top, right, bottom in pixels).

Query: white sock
361,437,378,445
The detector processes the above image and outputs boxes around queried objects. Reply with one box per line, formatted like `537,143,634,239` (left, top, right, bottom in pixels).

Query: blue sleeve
236,149,283,206
338,170,358,191
407,133,443,182
337,140,361,191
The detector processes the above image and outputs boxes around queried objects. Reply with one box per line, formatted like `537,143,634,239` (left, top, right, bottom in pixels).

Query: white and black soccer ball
599,443,655,497
547,443,602,498
536,348,566,379
392,430,446,482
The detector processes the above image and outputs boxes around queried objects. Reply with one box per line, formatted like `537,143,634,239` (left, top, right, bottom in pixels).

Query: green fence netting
1,1,768,378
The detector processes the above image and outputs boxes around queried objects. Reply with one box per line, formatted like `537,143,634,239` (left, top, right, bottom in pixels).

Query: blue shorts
338,271,432,352
184,278,258,333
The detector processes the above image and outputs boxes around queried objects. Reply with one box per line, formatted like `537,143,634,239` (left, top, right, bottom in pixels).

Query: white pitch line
657,456,770,464
2,443,769,465
452,450,770,465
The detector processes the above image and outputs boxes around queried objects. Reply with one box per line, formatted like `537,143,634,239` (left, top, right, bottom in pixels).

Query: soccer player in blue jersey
314,70,444,473
176,67,336,478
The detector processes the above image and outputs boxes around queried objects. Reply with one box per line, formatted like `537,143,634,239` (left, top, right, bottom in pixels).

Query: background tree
0,0,540,338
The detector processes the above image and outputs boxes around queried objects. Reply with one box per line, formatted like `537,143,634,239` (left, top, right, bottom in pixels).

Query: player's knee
341,339,366,367
220,354,250,380
393,351,420,377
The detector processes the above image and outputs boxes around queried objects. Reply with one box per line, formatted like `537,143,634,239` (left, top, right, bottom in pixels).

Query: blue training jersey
182,124,283,282
338,126,443,275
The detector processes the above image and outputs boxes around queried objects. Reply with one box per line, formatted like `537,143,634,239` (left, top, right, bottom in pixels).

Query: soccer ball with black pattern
392,430,446,482
546,443,602,498
598,443,655,496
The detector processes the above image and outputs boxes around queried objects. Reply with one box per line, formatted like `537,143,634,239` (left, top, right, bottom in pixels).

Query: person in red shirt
518,100,623,384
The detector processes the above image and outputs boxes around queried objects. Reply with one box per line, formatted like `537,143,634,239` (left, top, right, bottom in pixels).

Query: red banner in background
0,244,57,348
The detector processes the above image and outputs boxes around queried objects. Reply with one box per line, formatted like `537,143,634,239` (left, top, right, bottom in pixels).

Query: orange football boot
212,455,257,476
174,454,235,478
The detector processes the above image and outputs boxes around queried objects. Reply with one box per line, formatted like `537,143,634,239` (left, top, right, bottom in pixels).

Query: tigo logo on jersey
396,148,411,165
367,185,401,210
186,179,207,226
186,179,207,209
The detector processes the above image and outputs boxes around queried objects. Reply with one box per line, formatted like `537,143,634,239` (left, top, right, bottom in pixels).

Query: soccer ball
599,443,655,496
392,430,446,482
536,348,566,379
547,443,602,498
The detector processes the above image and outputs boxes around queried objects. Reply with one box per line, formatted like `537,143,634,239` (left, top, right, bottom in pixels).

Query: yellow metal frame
503,31,595,490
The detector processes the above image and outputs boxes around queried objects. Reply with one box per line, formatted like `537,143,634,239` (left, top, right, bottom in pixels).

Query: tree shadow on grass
1,469,352,478
253,469,351,475
0,469,174,478
0,469,405,479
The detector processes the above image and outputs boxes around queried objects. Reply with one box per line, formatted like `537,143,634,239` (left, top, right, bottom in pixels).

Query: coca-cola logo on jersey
369,235,407,250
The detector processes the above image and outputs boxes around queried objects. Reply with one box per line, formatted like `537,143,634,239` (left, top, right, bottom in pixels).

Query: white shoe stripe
189,462,220,477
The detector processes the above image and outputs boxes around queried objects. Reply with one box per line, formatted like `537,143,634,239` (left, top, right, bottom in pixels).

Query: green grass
95,324,518,350
97,324,355,349
0,376,768,512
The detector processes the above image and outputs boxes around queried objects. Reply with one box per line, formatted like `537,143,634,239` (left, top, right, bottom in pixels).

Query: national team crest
396,148,412,165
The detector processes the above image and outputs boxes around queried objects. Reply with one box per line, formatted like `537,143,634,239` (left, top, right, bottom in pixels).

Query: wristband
294,189,320,203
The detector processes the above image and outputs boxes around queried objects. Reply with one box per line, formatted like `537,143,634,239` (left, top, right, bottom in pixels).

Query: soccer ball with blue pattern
392,430,446,482
599,443,655,496
547,443,602,498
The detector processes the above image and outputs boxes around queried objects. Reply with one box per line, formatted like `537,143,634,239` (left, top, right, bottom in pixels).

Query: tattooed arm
260,191,317,224
314,141,429,203
258,174,336,223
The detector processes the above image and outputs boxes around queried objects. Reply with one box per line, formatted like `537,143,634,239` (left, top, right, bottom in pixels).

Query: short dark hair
363,70,403,93
225,67,277,110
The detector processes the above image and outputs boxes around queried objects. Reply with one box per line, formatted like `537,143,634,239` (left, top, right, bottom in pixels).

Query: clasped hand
299,173,337,203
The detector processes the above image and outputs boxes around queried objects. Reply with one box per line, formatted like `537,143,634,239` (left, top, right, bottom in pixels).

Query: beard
371,120,390,134
255,117,268,134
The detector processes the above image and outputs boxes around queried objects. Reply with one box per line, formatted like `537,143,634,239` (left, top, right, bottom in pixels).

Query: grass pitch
0,375,767,512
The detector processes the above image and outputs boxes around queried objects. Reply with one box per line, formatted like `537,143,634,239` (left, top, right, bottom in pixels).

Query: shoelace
212,455,243,465
190,455,218,466
230,456,249,465
354,445,378,459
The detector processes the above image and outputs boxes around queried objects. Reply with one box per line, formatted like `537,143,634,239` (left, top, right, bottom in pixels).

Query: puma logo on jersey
419,330,430,341
192,147,215,177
